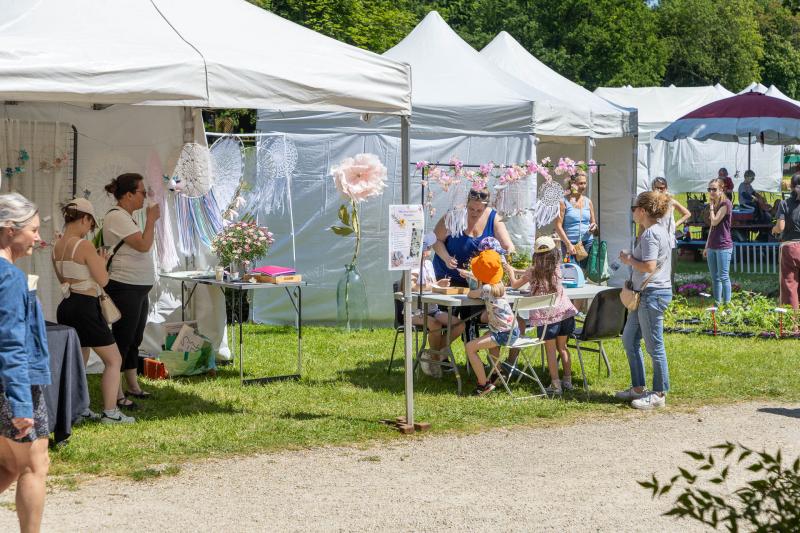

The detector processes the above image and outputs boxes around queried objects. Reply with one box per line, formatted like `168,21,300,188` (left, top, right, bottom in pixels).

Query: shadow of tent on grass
758,407,800,419
326,357,619,404
85,374,239,421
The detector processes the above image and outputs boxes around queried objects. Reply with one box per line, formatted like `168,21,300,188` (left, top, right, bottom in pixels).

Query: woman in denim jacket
0,193,51,532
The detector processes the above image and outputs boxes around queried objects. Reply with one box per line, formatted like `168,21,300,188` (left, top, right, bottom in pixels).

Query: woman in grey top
616,191,673,410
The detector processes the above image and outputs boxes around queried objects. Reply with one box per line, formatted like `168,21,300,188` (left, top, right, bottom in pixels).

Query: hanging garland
3,149,29,181
415,156,598,232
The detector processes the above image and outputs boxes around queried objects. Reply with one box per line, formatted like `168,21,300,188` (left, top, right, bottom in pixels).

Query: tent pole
401,116,414,427
748,132,752,171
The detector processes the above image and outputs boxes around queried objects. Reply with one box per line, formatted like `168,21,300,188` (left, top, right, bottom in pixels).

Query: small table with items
160,272,305,386
44,322,90,444
397,284,613,394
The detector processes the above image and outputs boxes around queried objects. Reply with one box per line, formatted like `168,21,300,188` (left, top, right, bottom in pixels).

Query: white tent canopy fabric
480,31,636,287
256,12,549,324
0,0,411,115
480,32,636,138
595,85,782,193
0,0,414,356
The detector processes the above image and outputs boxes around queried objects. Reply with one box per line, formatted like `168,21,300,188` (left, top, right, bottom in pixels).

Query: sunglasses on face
630,205,639,212
468,190,489,201
707,187,718,192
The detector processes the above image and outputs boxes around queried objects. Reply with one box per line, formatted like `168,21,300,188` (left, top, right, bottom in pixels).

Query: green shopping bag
587,240,610,283
160,335,216,377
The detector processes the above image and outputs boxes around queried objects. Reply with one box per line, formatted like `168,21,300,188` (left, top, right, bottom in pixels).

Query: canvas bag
620,261,664,311
587,240,610,283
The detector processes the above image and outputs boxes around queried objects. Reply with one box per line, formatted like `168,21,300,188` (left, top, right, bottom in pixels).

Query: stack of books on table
249,266,302,284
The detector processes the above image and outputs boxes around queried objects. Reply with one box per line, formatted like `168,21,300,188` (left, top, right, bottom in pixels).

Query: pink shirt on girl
525,268,577,327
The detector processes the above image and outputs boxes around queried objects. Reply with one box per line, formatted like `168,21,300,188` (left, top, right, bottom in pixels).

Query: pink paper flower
332,153,387,203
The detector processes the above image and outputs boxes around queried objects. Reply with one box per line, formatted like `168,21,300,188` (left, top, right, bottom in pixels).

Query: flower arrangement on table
211,221,274,273
329,153,387,330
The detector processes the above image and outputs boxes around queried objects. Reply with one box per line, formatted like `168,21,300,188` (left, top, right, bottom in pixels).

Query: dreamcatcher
255,135,297,214
145,152,179,271
494,165,532,217
209,135,244,216
171,143,223,253
534,176,565,226
173,143,212,198
443,176,470,237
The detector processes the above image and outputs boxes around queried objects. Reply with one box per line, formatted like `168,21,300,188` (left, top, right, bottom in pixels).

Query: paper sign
388,204,425,271
172,324,205,353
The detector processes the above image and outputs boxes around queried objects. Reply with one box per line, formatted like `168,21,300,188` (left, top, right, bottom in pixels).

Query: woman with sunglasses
651,177,690,285
772,173,800,309
102,173,160,407
703,178,734,305
554,173,597,267
432,188,515,286
616,191,673,410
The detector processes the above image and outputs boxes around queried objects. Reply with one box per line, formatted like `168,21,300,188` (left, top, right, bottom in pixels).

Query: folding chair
487,293,556,400
387,280,421,374
569,288,626,395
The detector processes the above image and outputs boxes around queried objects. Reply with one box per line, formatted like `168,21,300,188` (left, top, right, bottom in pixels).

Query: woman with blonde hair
616,191,673,410
0,192,51,532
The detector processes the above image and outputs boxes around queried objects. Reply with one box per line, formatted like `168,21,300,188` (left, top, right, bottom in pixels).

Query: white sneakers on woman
631,392,666,410
614,387,647,401
101,408,136,424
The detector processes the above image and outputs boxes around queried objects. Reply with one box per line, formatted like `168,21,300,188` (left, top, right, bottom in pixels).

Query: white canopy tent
0,0,412,363
595,85,783,193
480,31,638,285
257,11,550,325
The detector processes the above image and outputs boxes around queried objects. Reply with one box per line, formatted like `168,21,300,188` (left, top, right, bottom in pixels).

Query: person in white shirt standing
102,173,160,406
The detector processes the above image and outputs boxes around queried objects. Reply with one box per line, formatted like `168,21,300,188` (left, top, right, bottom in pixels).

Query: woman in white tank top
52,199,134,424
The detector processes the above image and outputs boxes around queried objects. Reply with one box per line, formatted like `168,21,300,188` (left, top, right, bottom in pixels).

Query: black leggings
105,280,152,372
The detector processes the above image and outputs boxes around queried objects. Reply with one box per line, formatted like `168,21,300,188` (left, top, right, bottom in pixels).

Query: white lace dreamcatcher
173,143,213,198
443,178,470,237
255,135,298,215
494,180,531,217
534,176,565,226
209,135,244,215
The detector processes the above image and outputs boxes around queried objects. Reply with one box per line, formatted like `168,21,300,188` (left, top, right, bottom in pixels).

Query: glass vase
337,263,368,331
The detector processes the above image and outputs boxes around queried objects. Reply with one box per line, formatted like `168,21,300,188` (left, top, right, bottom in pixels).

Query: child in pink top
507,236,577,395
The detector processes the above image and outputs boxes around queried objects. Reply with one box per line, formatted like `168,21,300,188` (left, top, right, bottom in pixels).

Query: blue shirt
433,210,497,286
561,196,593,244
0,258,51,419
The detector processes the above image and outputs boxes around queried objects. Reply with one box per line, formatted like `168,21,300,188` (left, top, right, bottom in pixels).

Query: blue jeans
622,288,672,393
706,248,732,304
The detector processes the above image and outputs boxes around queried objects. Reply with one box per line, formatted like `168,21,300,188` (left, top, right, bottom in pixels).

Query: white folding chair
487,293,556,400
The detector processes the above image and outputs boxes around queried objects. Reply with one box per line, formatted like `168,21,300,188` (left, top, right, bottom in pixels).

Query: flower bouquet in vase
330,153,387,331
211,221,274,279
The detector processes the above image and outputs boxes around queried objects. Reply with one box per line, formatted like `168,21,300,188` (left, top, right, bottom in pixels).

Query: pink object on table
252,265,296,276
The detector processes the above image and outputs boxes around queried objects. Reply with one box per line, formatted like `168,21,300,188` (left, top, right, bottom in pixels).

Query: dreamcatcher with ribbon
255,135,298,215
171,143,223,254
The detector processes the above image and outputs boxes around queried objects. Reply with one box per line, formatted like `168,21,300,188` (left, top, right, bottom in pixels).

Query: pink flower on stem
331,153,387,203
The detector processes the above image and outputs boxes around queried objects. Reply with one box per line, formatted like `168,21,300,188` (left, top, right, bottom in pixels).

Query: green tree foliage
252,0,417,53
756,0,800,99
657,0,764,90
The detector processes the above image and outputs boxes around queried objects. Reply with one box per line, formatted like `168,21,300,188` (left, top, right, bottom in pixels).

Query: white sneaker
429,360,443,379
631,392,666,410
101,408,136,424
615,387,647,401
75,408,101,425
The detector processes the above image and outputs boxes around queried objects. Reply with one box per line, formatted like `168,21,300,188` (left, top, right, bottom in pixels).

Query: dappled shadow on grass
758,407,800,419
325,356,617,405
86,373,238,421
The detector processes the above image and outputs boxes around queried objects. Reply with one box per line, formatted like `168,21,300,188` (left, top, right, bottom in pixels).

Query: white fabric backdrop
252,119,536,325
1,102,230,359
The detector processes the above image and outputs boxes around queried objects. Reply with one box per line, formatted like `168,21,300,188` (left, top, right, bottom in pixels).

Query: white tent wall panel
252,122,535,325
1,102,229,358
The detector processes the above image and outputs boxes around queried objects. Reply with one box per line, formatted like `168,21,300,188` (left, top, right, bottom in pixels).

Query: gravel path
1,401,798,532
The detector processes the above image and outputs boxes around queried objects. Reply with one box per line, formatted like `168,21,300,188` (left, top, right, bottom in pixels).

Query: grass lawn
52,323,799,481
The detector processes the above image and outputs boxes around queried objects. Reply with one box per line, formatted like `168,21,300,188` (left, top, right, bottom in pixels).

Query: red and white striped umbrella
656,91,800,145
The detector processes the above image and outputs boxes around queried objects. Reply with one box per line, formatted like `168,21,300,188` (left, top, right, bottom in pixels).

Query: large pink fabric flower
332,153,387,202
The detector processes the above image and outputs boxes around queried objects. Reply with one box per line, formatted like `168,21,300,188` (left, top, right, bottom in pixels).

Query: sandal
117,397,139,410
126,389,151,399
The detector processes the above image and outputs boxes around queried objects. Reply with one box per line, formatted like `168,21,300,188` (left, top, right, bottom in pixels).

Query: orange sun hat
470,249,503,285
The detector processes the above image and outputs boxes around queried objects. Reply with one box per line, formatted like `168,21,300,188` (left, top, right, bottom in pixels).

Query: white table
397,284,615,394
160,271,305,385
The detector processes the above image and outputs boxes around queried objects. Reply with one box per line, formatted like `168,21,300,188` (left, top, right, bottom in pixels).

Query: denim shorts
536,315,576,341
491,327,520,346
